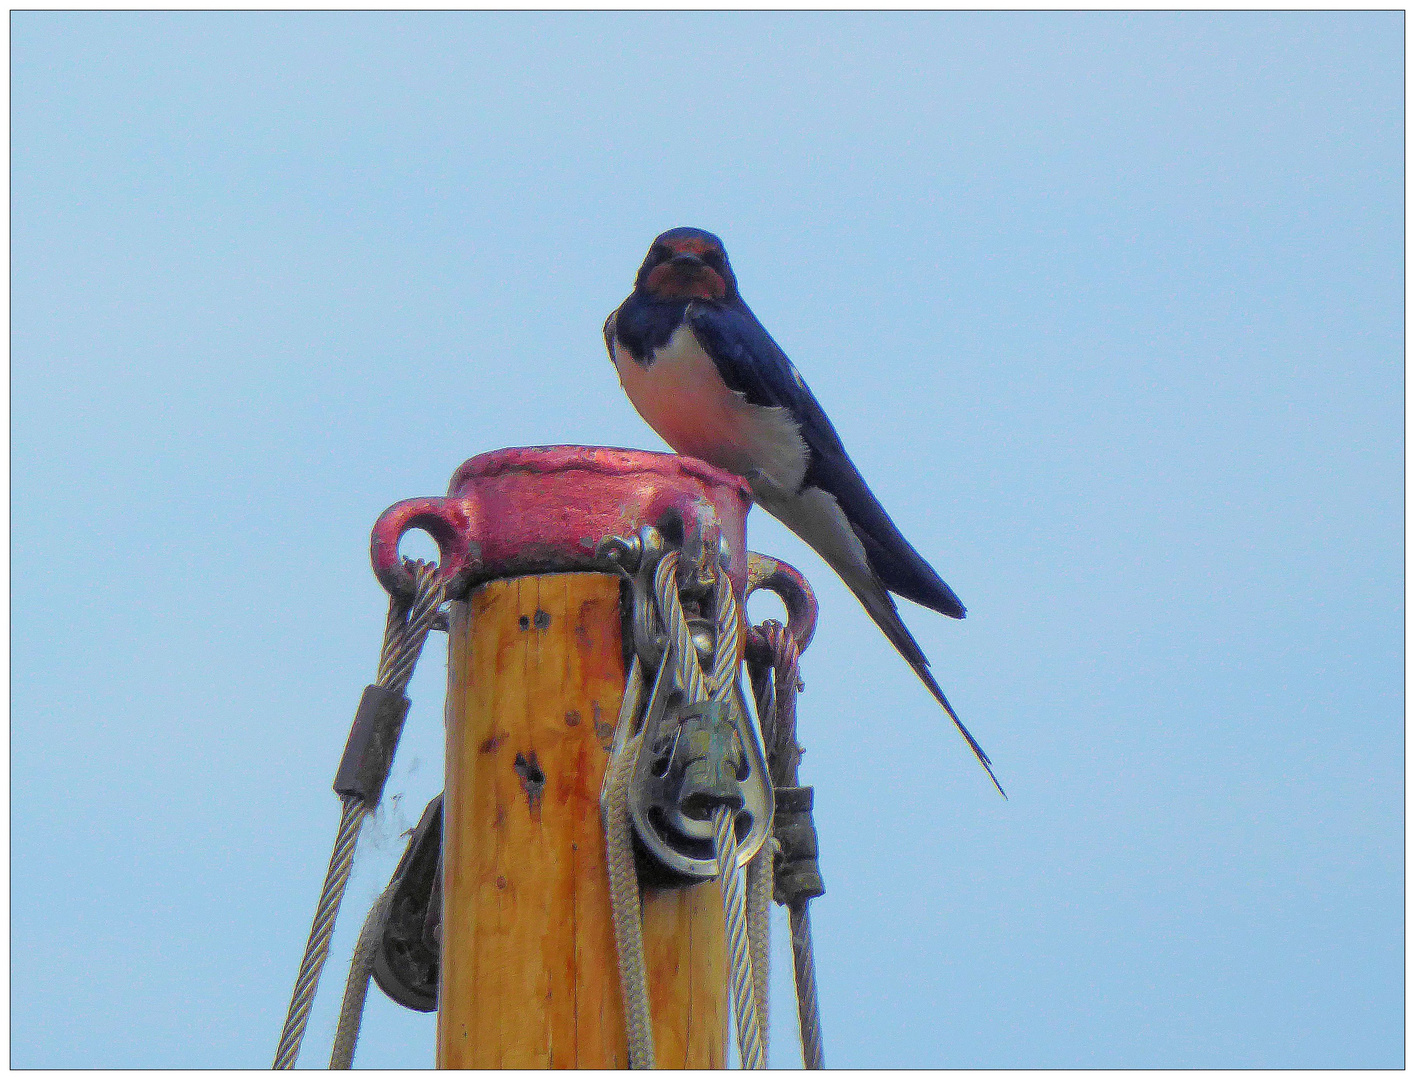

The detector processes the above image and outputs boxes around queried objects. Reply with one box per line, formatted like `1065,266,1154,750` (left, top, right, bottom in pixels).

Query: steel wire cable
754,619,825,1070
788,903,825,1070
274,796,369,1069
273,562,444,1070
652,551,768,1069
713,803,767,1069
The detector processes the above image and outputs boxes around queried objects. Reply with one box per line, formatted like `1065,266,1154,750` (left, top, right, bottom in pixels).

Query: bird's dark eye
703,250,724,266
650,244,673,263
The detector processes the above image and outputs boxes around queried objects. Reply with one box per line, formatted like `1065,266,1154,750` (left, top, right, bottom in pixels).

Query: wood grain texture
437,572,727,1069
642,882,729,1069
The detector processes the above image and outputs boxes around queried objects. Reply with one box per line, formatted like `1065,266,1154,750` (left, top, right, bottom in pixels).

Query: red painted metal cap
371,446,754,601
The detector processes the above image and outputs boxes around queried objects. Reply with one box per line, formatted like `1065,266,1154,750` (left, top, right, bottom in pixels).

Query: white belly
613,324,809,496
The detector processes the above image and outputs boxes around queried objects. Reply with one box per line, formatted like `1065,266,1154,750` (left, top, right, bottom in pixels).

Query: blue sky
11,11,1402,1068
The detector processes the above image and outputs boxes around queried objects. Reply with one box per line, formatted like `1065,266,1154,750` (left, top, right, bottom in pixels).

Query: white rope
601,657,656,1069
745,840,775,1056
329,883,395,1069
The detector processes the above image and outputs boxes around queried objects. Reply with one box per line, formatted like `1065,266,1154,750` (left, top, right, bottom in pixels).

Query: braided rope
602,659,655,1069
273,562,444,1070
745,841,774,1049
605,732,655,1068
329,882,396,1068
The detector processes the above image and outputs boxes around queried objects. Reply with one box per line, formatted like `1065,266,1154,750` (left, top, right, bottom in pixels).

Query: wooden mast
371,446,751,1069
437,572,727,1068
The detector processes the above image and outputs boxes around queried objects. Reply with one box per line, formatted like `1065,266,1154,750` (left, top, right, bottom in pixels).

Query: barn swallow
605,227,1002,795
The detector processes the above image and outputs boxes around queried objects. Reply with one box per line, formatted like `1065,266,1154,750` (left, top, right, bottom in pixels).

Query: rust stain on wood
479,732,506,754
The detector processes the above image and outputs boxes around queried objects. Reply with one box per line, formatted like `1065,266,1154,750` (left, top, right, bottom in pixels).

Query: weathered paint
371,445,753,602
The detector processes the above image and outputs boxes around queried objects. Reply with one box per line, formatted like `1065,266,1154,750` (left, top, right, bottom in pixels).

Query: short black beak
667,252,707,269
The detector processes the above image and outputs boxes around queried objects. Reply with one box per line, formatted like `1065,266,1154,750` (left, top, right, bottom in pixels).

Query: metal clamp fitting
333,685,412,809
599,525,774,882
772,785,825,906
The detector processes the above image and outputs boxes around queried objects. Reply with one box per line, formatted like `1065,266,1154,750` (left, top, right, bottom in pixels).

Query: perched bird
605,226,1002,794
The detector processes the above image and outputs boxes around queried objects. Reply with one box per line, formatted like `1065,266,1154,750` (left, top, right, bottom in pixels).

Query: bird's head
634,227,737,302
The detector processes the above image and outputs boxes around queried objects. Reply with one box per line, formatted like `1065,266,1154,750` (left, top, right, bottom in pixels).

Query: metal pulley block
599,524,774,883
673,700,744,819
370,793,443,1012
